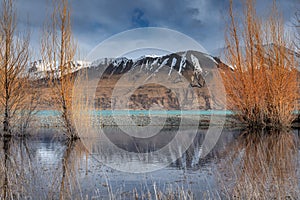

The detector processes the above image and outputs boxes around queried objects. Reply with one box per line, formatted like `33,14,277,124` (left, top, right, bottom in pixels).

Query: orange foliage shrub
222,0,299,128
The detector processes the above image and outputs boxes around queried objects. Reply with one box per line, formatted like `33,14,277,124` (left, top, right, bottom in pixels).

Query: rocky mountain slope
83,50,231,110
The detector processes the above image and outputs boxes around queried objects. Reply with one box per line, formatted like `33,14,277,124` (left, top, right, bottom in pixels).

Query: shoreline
34,113,242,129
32,110,300,130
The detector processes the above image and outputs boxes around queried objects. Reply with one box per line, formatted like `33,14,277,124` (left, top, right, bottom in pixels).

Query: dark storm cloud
9,0,300,58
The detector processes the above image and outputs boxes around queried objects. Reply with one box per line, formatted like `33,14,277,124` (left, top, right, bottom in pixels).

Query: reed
222,0,299,128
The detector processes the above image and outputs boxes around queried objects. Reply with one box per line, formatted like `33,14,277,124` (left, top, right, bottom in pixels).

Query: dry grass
222,0,299,128
72,69,94,140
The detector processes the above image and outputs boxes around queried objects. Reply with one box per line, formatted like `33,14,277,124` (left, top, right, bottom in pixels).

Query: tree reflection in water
0,137,33,199
1,129,297,199
58,140,89,200
0,137,89,200
217,129,300,199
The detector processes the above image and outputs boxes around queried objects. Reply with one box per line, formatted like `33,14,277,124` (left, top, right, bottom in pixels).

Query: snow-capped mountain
95,50,226,76
85,50,229,110
90,58,115,67
31,50,229,110
88,50,230,89
29,60,92,78
29,50,228,80
30,60,91,72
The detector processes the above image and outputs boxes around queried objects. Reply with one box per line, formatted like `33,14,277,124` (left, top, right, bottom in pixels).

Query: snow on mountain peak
113,57,131,67
91,58,114,67
135,54,161,62
191,54,202,72
168,57,177,75
179,51,187,74
29,50,228,81
145,54,160,58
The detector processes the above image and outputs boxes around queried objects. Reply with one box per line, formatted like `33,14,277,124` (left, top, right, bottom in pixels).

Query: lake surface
0,128,299,199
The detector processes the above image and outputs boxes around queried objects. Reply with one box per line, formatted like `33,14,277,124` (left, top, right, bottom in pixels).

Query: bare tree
0,0,36,136
222,0,298,128
294,11,300,53
41,0,79,139
293,10,300,122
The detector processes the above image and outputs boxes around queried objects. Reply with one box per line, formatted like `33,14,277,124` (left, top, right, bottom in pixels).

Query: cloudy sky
11,0,300,59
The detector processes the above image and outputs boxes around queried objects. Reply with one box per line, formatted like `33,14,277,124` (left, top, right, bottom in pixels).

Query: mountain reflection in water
0,128,298,199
